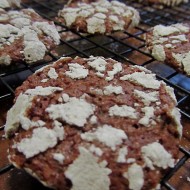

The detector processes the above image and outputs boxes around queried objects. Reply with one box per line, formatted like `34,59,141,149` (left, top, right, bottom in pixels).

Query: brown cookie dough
5,56,182,190
146,23,190,76
0,8,60,65
139,0,188,6
57,0,140,34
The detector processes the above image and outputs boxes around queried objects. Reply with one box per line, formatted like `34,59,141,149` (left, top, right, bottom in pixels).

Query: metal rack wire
0,0,190,189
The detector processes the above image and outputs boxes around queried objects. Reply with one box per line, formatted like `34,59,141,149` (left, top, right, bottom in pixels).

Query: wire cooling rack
0,0,190,189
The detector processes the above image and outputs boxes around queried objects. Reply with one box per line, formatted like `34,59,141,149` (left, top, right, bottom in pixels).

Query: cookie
0,0,20,9
5,56,182,190
139,0,188,6
146,23,190,76
0,0,19,9
0,8,60,65
57,0,140,34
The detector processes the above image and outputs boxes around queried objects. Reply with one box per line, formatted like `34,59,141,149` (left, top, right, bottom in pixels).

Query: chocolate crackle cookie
138,0,188,6
0,0,20,9
0,8,60,66
57,0,140,34
146,23,190,76
5,56,182,190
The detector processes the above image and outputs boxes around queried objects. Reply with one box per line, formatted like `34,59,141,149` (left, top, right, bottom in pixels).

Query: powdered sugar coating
14,127,64,159
141,142,175,169
81,124,128,151
65,147,111,190
123,163,144,190
46,96,96,127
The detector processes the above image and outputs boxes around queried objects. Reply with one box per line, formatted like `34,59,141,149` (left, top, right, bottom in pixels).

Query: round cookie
57,0,140,34
5,56,182,190
0,8,60,65
146,23,190,76
138,0,188,6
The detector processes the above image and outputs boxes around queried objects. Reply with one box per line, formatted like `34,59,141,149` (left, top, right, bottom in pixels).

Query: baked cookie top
57,0,140,34
0,8,60,65
138,0,188,6
6,56,182,190
146,23,190,76
0,0,20,9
